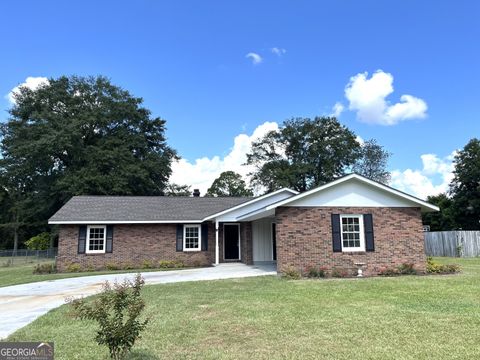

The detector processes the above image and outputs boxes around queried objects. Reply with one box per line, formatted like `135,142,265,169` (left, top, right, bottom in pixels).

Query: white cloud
170,121,279,195
246,52,263,65
6,76,49,104
271,47,286,56
390,151,456,199
330,102,344,118
344,70,427,125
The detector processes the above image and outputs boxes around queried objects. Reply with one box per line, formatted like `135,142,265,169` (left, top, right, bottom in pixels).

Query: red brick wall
57,223,215,271
275,207,425,276
57,221,254,271
241,222,253,265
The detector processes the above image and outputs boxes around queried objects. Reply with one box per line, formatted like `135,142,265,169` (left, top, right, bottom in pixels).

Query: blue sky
1,1,479,196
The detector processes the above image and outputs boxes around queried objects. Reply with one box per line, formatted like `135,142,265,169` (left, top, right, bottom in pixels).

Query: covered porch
203,188,297,268
211,218,277,266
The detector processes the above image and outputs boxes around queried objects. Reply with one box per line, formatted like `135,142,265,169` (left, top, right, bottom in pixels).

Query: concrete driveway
0,263,276,339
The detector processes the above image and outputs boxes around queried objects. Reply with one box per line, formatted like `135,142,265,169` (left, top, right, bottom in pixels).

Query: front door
224,224,240,260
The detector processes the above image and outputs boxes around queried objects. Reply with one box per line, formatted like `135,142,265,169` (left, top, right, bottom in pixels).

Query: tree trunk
13,209,19,256
13,226,18,256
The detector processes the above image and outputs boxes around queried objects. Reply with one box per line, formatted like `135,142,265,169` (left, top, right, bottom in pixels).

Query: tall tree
352,139,391,183
422,193,457,231
450,138,480,230
0,75,177,248
206,171,253,197
246,117,361,192
164,183,192,197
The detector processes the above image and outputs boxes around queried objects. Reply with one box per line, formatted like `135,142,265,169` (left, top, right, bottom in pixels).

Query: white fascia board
48,220,203,225
202,188,298,221
265,174,440,212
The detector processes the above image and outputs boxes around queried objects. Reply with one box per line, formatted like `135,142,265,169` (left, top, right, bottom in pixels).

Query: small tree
69,274,149,360
25,232,50,250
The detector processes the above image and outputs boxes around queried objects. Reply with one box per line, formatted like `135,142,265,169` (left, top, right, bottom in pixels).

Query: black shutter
78,225,87,254
331,214,342,252
176,224,183,252
106,225,113,253
201,223,208,251
364,214,375,252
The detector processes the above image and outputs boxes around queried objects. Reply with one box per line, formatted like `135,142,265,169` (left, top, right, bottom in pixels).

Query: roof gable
266,174,439,212
203,188,298,221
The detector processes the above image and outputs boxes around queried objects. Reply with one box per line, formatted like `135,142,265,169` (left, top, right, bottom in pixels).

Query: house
49,174,439,275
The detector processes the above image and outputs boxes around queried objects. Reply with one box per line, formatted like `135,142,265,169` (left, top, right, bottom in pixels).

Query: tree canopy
0,75,177,249
206,171,253,197
421,193,456,231
246,117,361,192
450,138,480,230
352,139,391,184
164,183,192,197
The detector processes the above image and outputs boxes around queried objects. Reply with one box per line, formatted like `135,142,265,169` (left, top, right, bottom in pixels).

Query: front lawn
0,261,183,288
7,257,480,359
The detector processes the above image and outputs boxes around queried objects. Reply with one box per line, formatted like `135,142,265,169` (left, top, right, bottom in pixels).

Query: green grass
8,257,480,359
0,261,181,288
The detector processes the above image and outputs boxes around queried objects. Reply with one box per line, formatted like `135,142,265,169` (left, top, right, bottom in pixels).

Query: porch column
215,219,219,265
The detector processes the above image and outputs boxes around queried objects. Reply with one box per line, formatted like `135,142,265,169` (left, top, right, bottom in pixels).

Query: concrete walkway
0,263,276,339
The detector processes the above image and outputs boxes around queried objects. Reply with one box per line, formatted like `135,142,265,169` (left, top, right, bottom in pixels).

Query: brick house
49,174,438,275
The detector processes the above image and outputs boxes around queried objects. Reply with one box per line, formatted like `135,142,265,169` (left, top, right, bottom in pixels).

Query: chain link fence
0,248,57,266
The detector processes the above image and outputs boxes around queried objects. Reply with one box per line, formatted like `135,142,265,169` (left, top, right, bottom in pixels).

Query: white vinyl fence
424,231,480,257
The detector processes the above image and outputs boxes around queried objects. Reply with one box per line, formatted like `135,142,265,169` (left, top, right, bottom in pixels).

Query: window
86,225,106,254
183,225,201,251
340,215,365,252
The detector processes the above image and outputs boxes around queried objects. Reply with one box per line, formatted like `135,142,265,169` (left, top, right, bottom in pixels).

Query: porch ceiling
235,208,275,222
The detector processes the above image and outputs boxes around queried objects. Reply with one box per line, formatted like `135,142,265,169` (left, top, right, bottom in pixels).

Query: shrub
174,260,185,268
105,262,120,271
25,232,51,250
122,262,135,270
426,257,460,274
141,260,154,269
66,263,82,273
397,263,417,275
282,266,301,280
158,260,185,269
331,268,349,278
305,266,319,278
85,264,95,272
378,267,399,276
305,265,327,278
33,262,56,274
69,274,149,360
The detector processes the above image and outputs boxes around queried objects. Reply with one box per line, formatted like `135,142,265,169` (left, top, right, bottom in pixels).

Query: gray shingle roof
49,196,254,223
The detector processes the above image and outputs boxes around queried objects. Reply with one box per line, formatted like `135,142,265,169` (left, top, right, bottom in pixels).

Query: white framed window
340,215,365,252
183,224,201,251
86,225,106,254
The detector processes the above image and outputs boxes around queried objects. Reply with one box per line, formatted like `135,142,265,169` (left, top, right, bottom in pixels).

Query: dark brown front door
224,224,240,260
